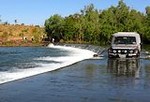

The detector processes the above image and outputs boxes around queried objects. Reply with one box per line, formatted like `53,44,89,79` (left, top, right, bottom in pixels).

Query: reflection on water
107,58,140,78
1,58,150,102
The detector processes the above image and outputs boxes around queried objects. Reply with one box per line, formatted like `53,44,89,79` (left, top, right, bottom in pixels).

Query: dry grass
0,24,46,46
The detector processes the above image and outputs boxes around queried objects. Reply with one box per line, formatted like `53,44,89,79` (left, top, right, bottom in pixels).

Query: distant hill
0,24,46,46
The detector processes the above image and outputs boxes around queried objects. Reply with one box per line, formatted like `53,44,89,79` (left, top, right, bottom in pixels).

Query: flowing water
0,45,95,84
0,44,150,85
0,44,150,102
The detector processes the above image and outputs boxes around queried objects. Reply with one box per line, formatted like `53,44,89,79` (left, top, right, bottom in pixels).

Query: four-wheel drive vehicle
108,32,141,58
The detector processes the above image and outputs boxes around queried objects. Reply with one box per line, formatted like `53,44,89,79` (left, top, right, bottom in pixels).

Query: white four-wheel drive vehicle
108,32,141,58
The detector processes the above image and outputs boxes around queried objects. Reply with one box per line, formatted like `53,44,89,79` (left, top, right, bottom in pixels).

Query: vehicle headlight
124,50,127,53
118,50,121,53
134,49,139,54
129,50,134,53
113,50,117,53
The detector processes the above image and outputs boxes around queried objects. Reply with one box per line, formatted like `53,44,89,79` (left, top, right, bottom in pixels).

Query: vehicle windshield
113,36,136,44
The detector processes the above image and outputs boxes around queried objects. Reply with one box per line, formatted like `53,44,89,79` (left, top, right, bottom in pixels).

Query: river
0,44,150,102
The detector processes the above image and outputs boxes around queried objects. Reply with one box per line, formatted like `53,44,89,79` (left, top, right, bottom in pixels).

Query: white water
0,45,95,84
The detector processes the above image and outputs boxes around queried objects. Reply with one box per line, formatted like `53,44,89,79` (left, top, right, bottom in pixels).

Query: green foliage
44,0,150,45
45,14,64,42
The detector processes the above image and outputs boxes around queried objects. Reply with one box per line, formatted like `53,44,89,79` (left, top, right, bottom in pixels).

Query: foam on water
0,45,95,84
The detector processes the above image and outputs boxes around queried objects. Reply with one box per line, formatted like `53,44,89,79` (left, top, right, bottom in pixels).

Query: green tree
125,10,144,32
82,4,100,44
146,6,150,25
44,0,150,45
45,14,64,42
14,19,17,24
99,6,118,44
143,6,150,43
63,15,77,41
115,0,130,31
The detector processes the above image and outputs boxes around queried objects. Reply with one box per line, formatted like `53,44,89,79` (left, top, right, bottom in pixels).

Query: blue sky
0,0,150,26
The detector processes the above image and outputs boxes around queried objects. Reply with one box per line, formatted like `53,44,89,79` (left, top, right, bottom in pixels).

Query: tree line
44,0,150,45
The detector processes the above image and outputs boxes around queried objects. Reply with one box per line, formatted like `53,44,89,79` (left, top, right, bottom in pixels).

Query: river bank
0,24,46,47
0,40,50,47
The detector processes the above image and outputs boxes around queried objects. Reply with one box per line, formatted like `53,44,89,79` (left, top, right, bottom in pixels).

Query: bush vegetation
45,0,150,45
